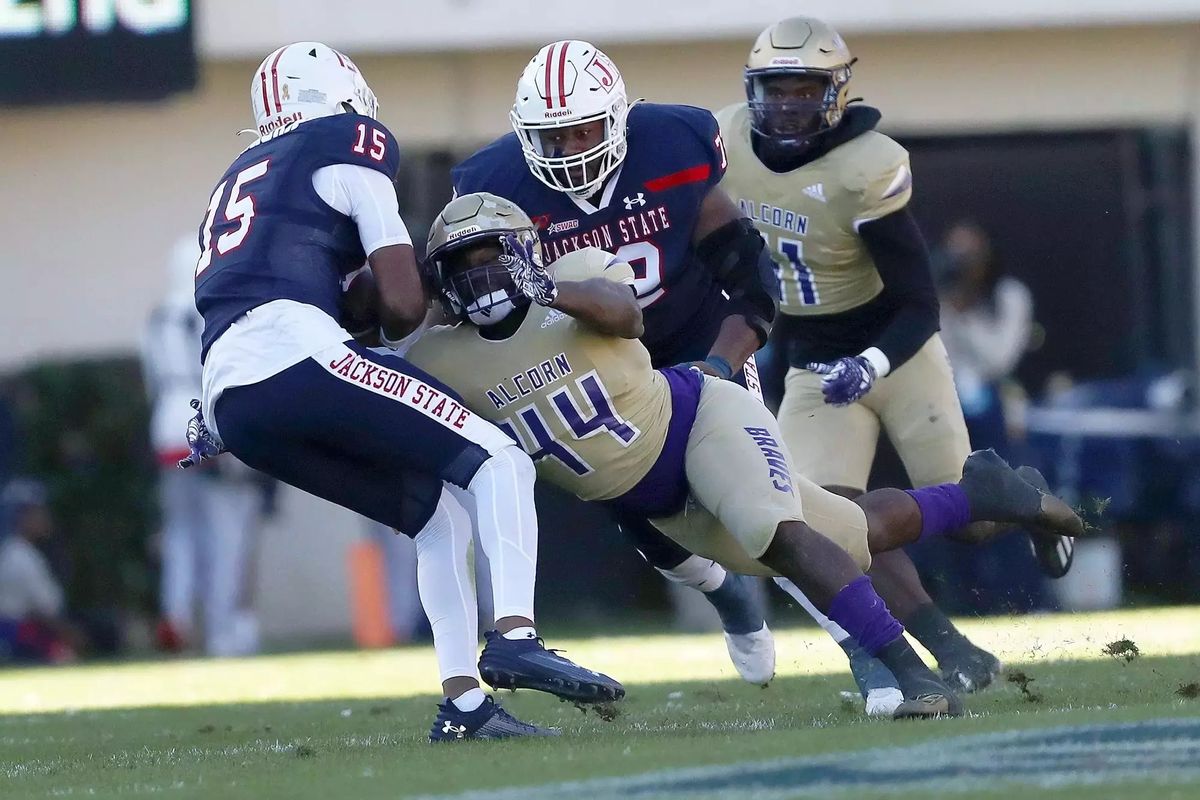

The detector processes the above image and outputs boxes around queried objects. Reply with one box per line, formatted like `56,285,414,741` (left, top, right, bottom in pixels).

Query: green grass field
2,607,1199,799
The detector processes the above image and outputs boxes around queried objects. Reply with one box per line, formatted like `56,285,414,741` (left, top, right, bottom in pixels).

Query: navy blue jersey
195,114,401,360
452,103,728,366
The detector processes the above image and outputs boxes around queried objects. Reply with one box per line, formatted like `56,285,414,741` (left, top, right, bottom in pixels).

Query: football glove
806,356,877,407
498,232,558,306
178,399,226,469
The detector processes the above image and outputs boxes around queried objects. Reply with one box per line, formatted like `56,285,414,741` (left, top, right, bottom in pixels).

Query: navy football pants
216,341,497,536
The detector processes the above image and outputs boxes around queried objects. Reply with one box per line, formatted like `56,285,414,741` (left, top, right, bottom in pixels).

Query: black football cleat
959,449,1084,540
1015,465,1076,579
939,641,1003,694
479,630,625,703
429,695,560,743
877,637,964,720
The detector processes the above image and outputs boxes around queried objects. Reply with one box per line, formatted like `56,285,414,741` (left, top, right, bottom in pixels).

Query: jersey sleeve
667,104,728,189
313,164,412,256
320,115,402,180
848,134,913,230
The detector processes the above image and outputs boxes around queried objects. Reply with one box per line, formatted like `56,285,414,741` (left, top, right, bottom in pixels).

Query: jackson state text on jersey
194,114,401,360
451,103,727,363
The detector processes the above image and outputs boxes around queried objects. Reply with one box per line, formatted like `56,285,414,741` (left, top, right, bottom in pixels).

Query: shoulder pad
451,133,526,196
836,132,909,194
631,102,719,140
629,103,725,186
310,114,402,178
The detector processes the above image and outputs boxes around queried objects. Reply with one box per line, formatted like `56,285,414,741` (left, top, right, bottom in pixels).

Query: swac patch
423,718,1200,800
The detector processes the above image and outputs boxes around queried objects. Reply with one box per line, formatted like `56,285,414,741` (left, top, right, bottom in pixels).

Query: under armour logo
623,193,646,210
442,721,467,738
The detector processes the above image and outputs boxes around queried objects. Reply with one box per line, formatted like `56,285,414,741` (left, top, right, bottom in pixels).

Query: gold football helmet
744,17,855,148
426,192,541,325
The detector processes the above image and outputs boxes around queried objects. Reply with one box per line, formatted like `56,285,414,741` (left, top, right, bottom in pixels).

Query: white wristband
859,347,892,378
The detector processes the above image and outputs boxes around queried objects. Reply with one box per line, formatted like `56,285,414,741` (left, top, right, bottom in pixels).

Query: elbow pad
696,218,780,344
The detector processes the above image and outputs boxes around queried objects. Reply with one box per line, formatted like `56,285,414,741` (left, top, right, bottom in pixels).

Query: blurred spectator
142,237,269,657
0,478,80,662
918,221,1046,612
936,221,1035,452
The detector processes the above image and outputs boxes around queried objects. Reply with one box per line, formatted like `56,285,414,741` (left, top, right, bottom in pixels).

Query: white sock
466,448,538,622
772,576,852,640
502,626,537,641
414,489,480,686
658,555,727,593
451,687,486,712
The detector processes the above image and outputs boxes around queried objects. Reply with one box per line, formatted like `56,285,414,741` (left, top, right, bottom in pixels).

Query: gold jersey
715,103,913,316
406,248,671,502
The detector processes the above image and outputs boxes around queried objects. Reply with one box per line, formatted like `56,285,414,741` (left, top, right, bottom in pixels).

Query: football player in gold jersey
716,16,1075,699
404,192,1085,720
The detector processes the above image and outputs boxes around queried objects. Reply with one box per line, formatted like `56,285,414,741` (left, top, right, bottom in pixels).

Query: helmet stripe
542,44,554,109
258,70,271,116
268,47,286,113
556,41,570,108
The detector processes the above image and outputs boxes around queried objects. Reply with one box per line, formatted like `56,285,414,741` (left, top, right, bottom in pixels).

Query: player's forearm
859,207,940,373
706,314,762,377
551,279,644,339
870,304,940,373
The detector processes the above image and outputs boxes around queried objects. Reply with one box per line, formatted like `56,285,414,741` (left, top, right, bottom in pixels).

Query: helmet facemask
511,101,629,198
745,65,852,153
429,232,534,327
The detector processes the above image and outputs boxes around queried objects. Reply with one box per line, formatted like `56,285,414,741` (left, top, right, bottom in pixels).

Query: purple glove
498,232,558,306
178,399,226,469
806,356,877,407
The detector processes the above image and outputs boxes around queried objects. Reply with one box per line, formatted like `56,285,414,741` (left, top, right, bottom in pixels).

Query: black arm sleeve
695,217,781,345
857,206,940,371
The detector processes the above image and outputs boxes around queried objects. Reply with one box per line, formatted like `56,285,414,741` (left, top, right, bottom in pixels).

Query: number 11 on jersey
778,237,819,307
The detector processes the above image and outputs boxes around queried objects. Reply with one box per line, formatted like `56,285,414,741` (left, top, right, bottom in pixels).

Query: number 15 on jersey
196,159,272,278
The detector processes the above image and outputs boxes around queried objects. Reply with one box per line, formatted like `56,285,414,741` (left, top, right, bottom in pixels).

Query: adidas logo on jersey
802,183,827,203
541,309,568,328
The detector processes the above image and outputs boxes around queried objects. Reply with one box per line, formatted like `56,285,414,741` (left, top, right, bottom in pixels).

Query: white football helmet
250,42,379,142
510,40,630,198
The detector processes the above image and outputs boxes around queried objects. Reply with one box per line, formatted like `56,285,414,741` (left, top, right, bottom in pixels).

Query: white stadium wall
3,20,1200,640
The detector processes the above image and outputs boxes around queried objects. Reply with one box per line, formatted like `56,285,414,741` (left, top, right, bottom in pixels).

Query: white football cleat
724,622,776,686
865,687,905,717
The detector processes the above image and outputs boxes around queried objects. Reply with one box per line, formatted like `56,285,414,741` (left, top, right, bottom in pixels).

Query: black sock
876,636,943,697
903,603,971,663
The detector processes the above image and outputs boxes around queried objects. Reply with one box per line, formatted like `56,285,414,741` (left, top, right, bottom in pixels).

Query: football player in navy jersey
180,42,621,742
453,41,781,685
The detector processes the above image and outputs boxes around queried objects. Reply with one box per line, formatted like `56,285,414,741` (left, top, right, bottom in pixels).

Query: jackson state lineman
452,41,780,684
716,17,1076,700
180,42,621,742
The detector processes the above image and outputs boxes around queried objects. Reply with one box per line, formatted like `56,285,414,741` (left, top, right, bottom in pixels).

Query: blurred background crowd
3,1,1199,663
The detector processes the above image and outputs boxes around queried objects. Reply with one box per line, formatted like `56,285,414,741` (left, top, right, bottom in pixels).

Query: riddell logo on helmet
259,112,303,135
544,109,575,119
770,57,805,66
